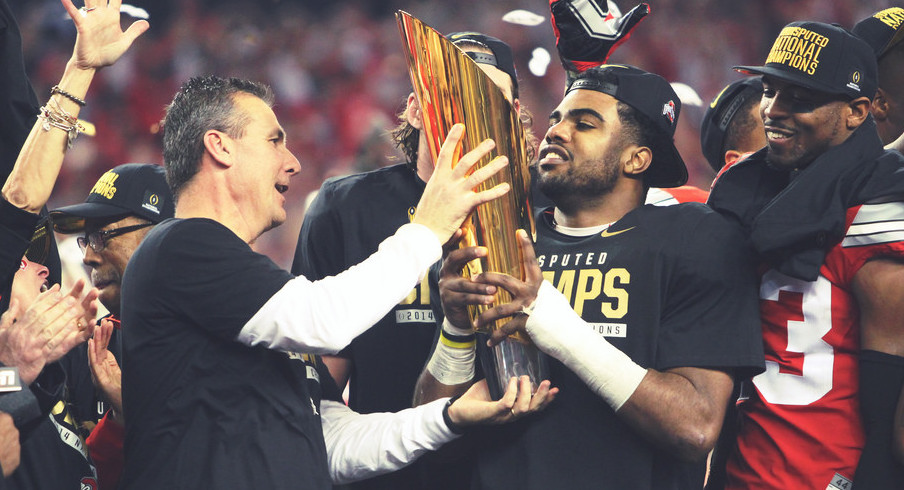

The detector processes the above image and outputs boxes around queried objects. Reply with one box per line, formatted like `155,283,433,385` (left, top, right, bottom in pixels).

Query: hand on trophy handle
413,124,511,245
447,376,558,427
475,230,543,345
438,243,498,330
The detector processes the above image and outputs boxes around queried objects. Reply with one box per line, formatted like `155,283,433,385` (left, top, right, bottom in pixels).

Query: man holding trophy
412,4,767,486
410,2,763,488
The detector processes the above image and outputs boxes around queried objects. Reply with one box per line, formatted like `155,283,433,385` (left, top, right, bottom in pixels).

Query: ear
845,97,872,130
724,149,744,167
202,130,234,168
623,145,653,177
872,88,889,122
404,93,424,130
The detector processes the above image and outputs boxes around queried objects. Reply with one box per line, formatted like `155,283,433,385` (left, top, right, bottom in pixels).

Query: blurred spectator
8,0,894,267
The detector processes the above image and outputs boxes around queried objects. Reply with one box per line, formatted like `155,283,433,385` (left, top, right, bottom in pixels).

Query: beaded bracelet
51,85,86,107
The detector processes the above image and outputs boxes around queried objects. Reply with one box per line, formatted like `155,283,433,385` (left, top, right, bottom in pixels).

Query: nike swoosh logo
600,226,635,238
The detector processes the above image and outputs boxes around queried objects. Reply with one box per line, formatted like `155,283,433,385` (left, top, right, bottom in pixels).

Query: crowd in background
9,0,892,266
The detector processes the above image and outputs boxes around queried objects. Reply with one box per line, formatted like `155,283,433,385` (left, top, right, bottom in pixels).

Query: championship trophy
397,11,547,398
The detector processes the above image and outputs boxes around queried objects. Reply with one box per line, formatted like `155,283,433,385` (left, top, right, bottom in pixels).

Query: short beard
537,146,623,211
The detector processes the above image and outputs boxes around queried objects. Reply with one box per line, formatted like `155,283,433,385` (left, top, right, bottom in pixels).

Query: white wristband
425,318,476,385
526,281,647,411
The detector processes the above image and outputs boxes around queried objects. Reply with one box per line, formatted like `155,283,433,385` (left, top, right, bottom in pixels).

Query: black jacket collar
709,116,904,280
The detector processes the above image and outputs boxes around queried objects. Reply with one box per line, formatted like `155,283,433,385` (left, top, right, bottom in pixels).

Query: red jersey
726,201,904,489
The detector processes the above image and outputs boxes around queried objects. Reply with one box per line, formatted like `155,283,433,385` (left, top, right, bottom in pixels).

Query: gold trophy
397,11,547,398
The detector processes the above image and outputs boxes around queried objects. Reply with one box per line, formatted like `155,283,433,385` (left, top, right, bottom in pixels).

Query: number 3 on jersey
754,270,833,405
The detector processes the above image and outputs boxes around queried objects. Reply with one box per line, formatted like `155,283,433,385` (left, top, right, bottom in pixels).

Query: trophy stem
477,334,549,399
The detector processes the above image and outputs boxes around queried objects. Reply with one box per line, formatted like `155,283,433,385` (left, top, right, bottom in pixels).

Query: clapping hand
88,318,123,424
0,279,99,384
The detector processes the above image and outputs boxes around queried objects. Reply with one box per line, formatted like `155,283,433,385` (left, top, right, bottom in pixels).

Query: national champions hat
700,77,764,172
852,7,904,60
734,21,878,101
50,163,175,234
565,64,688,188
447,31,519,98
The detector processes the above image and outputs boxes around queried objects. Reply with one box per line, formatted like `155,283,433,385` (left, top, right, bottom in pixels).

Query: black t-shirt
121,218,340,490
470,203,765,490
293,163,435,490
293,163,437,414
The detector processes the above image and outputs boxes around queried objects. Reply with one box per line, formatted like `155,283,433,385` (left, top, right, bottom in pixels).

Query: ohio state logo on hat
662,100,676,125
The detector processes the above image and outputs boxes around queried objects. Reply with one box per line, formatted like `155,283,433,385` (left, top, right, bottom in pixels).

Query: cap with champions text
700,77,764,172
50,163,175,234
447,31,519,99
853,7,904,60
735,21,878,101
566,64,687,188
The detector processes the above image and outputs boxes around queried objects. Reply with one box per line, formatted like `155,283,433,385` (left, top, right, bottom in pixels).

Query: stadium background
11,0,892,266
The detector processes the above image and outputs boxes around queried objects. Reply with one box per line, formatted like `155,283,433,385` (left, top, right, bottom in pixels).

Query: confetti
502,9,545,27
120,4,150,20
528,47,551,77
670,82,704,107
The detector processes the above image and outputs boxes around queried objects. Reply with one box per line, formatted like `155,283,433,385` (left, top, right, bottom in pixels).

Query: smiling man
118,75,526,489
708,21,904,489
416,65,764,489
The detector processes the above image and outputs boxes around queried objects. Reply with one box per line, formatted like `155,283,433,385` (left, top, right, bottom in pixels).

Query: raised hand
61,0,150,70
88,318,123,423
550,0,649,74
413,124,511,245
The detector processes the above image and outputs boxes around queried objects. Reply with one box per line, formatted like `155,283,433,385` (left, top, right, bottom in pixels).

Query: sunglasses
78,223,154,253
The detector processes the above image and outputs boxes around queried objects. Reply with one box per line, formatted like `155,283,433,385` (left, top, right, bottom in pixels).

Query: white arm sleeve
321,398,458,484
526,281,648,411
238,223,441,353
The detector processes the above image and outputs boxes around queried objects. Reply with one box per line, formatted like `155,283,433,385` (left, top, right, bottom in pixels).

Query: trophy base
477,332,549,400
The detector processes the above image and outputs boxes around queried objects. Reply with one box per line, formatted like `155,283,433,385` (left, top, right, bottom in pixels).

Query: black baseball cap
735,21,877,101
447,31,519,99
853,8,904,60
51,163,174,234
565,64,687,188
700,77,764,172
24,217,53,265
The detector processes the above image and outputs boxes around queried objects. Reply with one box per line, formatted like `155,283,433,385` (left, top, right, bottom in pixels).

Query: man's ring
79,6,97,14
77,320,84,329
510,408,516,417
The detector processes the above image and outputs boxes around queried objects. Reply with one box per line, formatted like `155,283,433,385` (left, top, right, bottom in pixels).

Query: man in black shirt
292,31,522,490
120,74,548,489
417,65,765,489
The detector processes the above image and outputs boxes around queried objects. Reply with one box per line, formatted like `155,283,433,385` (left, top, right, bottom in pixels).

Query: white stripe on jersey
644,187,678,207
843,201,904,247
